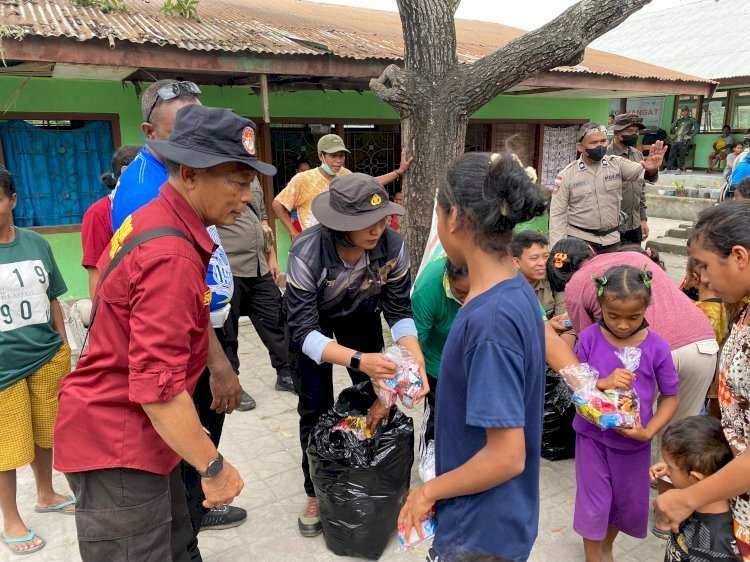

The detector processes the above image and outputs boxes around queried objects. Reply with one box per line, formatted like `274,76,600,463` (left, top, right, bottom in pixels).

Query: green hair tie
592,275,607,297
642,263,652,289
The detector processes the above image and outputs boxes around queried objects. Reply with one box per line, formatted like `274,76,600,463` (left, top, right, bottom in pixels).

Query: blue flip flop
34,494,76,515
2,530,46,555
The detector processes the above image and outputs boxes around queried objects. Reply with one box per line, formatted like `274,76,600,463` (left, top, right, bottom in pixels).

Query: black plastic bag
541,367,577,461
308,382,414,559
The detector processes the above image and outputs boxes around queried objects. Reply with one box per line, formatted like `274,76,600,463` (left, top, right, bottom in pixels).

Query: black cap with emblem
146,105,277,176
311,173,405,231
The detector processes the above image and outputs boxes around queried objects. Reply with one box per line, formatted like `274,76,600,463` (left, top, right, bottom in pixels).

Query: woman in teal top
0,167,73,555
411,254,469,448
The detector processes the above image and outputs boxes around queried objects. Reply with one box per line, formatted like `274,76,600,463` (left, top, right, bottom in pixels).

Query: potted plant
674,180,686,197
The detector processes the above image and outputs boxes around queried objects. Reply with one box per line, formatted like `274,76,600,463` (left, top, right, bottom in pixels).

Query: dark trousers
225,273,292,378
421,374,439,452
620,226,643,245
66,466,192,562
181,327,228,558
291,310,383,496
667,140,690,170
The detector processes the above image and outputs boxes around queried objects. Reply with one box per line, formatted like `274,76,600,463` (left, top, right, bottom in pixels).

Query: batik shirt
719,305,750,543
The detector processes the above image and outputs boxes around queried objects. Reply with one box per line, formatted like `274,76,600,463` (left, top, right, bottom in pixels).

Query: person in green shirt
666,106,699,174
0,167,74,555
411,254,469,448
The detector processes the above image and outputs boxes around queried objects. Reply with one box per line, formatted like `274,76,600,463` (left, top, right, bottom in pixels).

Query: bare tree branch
462,0,652,113
368,64,411,114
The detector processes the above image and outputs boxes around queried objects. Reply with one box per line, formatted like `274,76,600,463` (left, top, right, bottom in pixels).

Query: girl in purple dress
574,264,680,562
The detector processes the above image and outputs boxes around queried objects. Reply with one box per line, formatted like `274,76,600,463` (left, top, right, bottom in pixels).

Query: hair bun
481,154,546,234
100,171,117,188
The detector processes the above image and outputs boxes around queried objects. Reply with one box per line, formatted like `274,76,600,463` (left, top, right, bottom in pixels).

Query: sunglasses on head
578,124,608,142
145,81,201,123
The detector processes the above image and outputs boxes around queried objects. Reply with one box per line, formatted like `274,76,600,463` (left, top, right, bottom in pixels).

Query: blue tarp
0,120,114,226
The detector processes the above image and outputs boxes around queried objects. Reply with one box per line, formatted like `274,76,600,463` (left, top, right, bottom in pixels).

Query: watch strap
350,351,363,371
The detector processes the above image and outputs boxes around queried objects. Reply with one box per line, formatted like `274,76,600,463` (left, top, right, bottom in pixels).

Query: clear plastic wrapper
419,440,436,482
373,345,423,409
559,356,640,430
396,508,436,551
331,415,371,441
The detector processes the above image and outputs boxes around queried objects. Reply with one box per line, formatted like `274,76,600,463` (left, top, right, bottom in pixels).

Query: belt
570,223,620,237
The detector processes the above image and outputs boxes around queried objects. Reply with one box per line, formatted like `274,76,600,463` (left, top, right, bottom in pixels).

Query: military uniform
549,155,646,250
606,142,653,244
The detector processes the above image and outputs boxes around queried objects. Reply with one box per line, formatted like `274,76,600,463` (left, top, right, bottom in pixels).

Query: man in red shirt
54,105,276,561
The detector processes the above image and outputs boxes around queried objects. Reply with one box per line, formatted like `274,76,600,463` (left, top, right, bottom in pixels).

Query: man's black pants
570,236,621,254
667,140,690,170
290,310,383,496
620,226,643,245
225,273,292,379
181,326,229,559
66,466,193,562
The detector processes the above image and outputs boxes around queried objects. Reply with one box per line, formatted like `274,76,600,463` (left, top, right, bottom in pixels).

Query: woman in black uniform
285,173,428,537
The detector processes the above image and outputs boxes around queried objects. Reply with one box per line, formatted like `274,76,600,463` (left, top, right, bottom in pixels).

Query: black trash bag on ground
541,367,577,461
308,382,414,559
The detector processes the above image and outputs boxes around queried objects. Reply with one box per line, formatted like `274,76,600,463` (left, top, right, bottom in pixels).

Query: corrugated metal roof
0,0,714,84
591,0,750,81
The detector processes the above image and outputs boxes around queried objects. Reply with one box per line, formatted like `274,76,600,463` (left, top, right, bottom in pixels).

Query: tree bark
370,0,652,280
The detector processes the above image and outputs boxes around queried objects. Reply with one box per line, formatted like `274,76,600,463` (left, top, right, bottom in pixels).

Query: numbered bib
0,260,51,332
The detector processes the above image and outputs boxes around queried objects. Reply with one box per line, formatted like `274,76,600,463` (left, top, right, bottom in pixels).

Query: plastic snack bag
374,345,423,409
397,508,436,551
559,362,638,430
331,415,371,441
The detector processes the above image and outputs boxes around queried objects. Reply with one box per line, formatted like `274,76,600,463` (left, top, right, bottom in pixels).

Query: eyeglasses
144,81,201,123
578,124,608,142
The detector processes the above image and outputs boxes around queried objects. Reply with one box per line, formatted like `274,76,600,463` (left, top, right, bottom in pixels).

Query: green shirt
0,227,67,391
411,256,462,380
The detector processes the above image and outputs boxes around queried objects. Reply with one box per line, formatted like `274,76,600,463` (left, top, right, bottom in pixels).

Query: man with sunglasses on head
110,80,249,554
549,122,666,254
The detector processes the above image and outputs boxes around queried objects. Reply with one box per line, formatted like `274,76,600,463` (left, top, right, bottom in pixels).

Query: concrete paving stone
8,234,692,562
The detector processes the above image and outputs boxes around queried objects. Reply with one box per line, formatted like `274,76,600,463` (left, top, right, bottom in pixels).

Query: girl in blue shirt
399,153,547,561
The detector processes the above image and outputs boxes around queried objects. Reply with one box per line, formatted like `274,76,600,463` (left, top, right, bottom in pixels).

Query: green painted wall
1,76,609,294
44,232,88,300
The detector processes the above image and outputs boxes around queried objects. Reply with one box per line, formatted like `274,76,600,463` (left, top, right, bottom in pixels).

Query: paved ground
8,218,689,562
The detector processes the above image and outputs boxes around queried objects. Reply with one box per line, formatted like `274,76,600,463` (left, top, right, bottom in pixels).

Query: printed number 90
0,301,33,324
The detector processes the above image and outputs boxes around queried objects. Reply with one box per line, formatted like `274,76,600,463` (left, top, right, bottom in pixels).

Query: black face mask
620,134,639,147
585,145,607,162
598,317,650,338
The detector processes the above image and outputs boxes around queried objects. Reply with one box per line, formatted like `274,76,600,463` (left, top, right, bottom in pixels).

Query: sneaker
298,497,323,537
675,169,682,175
236,390,256,411
275,374,296,394
200,505,247,531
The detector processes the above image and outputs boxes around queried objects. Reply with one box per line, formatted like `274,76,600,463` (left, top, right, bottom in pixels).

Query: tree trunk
401,100,468,273
370,0,652,280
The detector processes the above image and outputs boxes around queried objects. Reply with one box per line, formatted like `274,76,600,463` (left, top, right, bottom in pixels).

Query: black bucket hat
146,105,277,176
311,173,405,231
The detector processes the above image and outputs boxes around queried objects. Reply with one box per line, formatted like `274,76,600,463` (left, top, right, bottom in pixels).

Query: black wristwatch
350,351,363,371
197,453,224,478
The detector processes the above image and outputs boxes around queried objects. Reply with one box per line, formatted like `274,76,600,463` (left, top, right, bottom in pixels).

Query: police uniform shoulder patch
601,156,609,166
578,161,586,170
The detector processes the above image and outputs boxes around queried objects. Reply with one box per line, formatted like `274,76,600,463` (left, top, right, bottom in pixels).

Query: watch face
207,456,223,477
